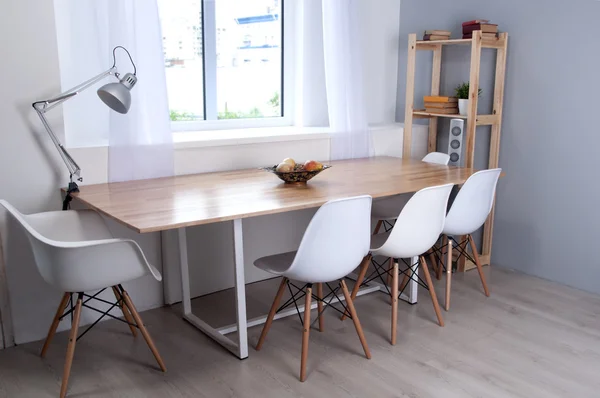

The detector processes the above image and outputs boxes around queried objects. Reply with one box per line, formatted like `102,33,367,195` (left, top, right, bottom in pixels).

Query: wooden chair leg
60,293,82,398
438,236,448,280
257,277,288,350
468,234,490,297
391,260,399,345
300,285,312,382
373,220,383,234
120,289,167,372
419,256,444,327
445,240,453,311
41,292,70,358
340,280,371,359
427,246,440,279
387,257,394,305
316,283,324,332
112,286,137,337
341,254,371,321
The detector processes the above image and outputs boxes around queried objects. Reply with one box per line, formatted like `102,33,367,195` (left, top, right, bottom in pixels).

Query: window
157,0,292,131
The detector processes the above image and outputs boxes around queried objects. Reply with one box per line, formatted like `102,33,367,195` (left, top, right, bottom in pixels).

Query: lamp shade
97,73,137,114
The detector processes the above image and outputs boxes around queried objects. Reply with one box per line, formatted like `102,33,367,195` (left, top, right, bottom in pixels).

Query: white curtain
321,0,373,160
54,0,173,182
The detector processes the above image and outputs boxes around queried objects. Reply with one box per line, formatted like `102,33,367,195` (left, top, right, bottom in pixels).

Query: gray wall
397,0,600,294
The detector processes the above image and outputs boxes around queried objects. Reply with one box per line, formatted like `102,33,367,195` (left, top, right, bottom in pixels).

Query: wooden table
72,156,477,359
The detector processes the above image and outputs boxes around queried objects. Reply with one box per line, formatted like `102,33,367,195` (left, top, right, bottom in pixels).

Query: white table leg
405,256,419,304
177,224,248,359
178,228,192,314
232,218,248,359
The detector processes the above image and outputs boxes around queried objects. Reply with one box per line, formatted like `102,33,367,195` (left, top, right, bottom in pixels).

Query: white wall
0,0,412,347
0,0,72,347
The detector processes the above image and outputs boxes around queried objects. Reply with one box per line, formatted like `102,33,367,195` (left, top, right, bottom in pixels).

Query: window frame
170,0,294,133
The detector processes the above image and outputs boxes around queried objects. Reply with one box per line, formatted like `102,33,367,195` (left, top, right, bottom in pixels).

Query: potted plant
455,82,482,116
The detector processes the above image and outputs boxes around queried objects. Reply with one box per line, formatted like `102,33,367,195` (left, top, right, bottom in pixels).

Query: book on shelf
423,34,451,41
462,19,490,27
424,102,459,109
463,23,498,34
424,107,459,114
424,30,451,36
423,96,458,103
463,32,499,40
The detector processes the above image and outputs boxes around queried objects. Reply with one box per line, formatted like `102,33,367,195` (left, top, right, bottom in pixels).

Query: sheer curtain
54,0,173,182
321,0,373,160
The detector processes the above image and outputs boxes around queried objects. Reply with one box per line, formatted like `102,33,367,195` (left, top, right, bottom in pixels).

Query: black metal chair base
59,285,139,342
357,256,428,300
277,280,354,326
429,236,477,273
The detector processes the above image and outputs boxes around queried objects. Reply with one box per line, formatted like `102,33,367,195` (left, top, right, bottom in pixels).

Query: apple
282,158,296,167
304,160,323,172
276,162,294,172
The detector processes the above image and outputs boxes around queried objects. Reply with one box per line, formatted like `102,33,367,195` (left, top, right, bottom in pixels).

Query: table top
71,156,477,233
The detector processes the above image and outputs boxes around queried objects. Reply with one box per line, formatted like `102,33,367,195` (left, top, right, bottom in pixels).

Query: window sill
173,124,404,149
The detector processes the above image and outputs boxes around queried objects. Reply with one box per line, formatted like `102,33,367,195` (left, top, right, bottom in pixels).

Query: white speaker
447,119,465,166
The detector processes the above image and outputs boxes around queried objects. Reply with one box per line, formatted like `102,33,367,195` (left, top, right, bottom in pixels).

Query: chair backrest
285,195,372,283
0,200,154,292
443,168,502,236
376,184,454,258
422,152,450,165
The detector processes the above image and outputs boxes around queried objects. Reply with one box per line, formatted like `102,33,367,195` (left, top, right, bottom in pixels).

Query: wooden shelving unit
402,30,508,270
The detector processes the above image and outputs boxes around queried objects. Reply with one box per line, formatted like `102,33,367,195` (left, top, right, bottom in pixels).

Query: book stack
424,96,458,114
462,19,499,40
422,30,451,41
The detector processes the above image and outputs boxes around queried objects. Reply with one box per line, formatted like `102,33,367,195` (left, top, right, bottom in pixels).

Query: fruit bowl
261,164,332,184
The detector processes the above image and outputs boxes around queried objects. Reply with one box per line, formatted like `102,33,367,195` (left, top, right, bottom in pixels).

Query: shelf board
416,37,505,50
413,110,497,126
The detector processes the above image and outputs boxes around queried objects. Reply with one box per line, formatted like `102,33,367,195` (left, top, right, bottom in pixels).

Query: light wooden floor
1,266,600,397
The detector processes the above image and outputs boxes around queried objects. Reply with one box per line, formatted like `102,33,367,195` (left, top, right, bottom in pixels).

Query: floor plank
1,267,599,397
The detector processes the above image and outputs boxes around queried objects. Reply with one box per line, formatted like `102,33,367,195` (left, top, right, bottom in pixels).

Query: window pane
158,0,204,121
215,0,282,119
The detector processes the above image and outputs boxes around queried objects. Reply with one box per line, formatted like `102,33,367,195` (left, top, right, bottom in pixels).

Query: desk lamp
32,46,138,209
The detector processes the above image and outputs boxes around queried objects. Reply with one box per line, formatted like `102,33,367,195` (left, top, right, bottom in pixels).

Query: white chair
371,152,450,234
0,200,166,398
344,184,454,345
253,196,372,382
436,168,502,311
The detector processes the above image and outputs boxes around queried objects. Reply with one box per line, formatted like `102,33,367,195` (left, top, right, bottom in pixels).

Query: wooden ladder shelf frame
402,30,509,270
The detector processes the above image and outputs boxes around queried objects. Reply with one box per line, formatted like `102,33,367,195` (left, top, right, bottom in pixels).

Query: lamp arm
33,67,116,112
33,106,81,180
31,67,117,184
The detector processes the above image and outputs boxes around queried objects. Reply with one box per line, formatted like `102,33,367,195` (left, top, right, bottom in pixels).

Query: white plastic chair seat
442,169,502,236
370,184,454,259
253,195,372,284
0,200,162,293
350,183,454,334
0,201,168,395
254,195,373,381
254,251,296,276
